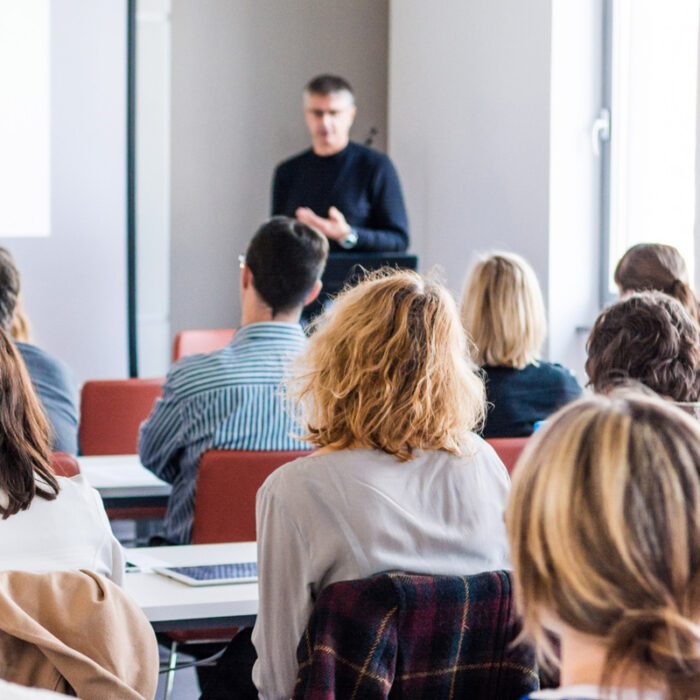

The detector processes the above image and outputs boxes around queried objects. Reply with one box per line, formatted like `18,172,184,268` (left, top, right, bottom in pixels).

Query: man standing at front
272,74,409,252
139,217,328,544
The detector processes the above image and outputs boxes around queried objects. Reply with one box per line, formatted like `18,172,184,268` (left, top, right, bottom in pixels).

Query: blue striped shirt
139,322,307,543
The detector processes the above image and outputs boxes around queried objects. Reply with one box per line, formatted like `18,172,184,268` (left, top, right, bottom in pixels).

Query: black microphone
364,127,378,147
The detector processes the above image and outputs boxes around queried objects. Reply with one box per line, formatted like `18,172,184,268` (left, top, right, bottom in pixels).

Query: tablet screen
154,562,258,586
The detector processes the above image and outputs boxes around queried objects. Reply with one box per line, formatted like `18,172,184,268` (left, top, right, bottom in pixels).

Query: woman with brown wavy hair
614,243,700,325
247,269,511,699
586,291,700,401
0,328,123,582
508,392,700,699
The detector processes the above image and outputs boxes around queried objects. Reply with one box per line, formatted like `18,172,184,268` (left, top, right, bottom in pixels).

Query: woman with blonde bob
250,269,512,699
507,392,700,700
461,252,582,438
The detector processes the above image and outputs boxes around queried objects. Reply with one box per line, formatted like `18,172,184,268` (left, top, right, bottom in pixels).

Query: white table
78,454,171,509
124,542,258,631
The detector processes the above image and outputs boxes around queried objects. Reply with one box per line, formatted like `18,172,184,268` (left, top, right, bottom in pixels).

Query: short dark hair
585,291,700,401
0,248,20,332
304,74,354,101
245,217,328,316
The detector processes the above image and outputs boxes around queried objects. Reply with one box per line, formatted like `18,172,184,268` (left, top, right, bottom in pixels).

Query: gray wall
0,0,128,384
170,0,389,336
388,0,553,298
388,0,602,379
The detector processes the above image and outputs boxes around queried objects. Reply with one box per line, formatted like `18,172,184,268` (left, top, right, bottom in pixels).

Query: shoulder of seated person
53,472,91,490
15,341,67,368
258,452,325,493
166,348,227,382
543,361,580,380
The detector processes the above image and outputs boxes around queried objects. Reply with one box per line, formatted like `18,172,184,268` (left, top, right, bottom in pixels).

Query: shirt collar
231,322,305,346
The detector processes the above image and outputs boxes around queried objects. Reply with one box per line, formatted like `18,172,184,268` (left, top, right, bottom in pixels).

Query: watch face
341,229,358,249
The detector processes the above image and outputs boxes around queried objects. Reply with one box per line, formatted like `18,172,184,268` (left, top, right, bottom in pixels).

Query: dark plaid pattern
294,570,539,699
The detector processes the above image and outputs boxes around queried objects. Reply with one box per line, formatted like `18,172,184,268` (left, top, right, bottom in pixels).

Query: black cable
126,0,138,377
158,647,227,674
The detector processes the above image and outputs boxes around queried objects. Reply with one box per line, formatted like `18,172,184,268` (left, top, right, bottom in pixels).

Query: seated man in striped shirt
139,217,328,544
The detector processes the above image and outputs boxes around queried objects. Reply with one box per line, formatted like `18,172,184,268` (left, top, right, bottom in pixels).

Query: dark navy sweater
271,142,409,252
481,362,583,439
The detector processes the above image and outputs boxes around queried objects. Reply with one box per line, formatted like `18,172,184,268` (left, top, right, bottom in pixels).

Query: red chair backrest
50,452,80,477
192,449,311,544
79,378,164,455
486,437,529,476
172,329,236,362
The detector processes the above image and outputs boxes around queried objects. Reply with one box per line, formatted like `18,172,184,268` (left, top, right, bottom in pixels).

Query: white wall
695,12,700,291
0,0,128,384
548,0,603,381
170,0,389,336
389,0,553,300
136,0,171,376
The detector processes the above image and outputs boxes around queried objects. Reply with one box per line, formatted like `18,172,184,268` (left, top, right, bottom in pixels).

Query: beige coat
0,569,158,699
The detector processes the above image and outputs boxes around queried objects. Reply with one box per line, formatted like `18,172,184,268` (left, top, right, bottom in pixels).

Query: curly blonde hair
461,252,547,369
290,269,486,460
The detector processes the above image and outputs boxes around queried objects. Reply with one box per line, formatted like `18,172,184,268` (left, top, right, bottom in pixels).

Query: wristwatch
338,227,359,249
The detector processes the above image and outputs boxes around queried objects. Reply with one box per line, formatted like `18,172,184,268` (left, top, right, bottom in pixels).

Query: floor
155,647,201,700
113,520,203,698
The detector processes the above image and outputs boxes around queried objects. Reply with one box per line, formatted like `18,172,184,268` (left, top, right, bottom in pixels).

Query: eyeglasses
238,254,246,270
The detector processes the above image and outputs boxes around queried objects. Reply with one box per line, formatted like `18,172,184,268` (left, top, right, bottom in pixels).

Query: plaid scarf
294,570,539,699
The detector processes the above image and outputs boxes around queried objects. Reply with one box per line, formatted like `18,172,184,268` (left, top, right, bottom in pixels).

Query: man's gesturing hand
295,206,351,242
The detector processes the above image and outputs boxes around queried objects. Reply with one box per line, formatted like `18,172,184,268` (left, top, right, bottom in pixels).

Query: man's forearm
351,225,409,253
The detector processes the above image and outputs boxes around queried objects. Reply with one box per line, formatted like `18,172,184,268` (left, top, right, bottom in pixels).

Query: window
0,0,50,237
600,0,699,299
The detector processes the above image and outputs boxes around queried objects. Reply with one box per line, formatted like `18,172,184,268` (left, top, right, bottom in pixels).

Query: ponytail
603,601,700,699
668,278,700,327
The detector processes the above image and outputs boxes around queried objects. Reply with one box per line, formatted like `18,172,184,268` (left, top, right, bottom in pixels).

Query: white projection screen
0,0,50,237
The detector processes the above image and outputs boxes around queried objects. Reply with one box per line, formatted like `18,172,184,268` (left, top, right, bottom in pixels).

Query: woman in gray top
251,269,511,699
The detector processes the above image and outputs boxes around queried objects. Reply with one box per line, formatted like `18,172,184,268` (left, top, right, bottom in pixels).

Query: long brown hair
0,328,58,517
614,243,700,325
507,392,700,698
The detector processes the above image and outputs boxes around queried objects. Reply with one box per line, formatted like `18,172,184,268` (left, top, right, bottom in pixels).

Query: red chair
192,449,311,543
79,378,165,521
163,449,311,698
79,378,164,456
486,437,529,476
172,329,236,363
50,452,80,477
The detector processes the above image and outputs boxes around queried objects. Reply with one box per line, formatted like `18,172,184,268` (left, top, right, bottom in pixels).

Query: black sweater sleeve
271,164,287,216
352,156,409,252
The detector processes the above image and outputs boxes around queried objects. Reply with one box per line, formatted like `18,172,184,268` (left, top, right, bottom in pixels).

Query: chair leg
163,640,178,700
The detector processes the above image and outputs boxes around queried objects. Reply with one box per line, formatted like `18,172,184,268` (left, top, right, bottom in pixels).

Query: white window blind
607,0,699,293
